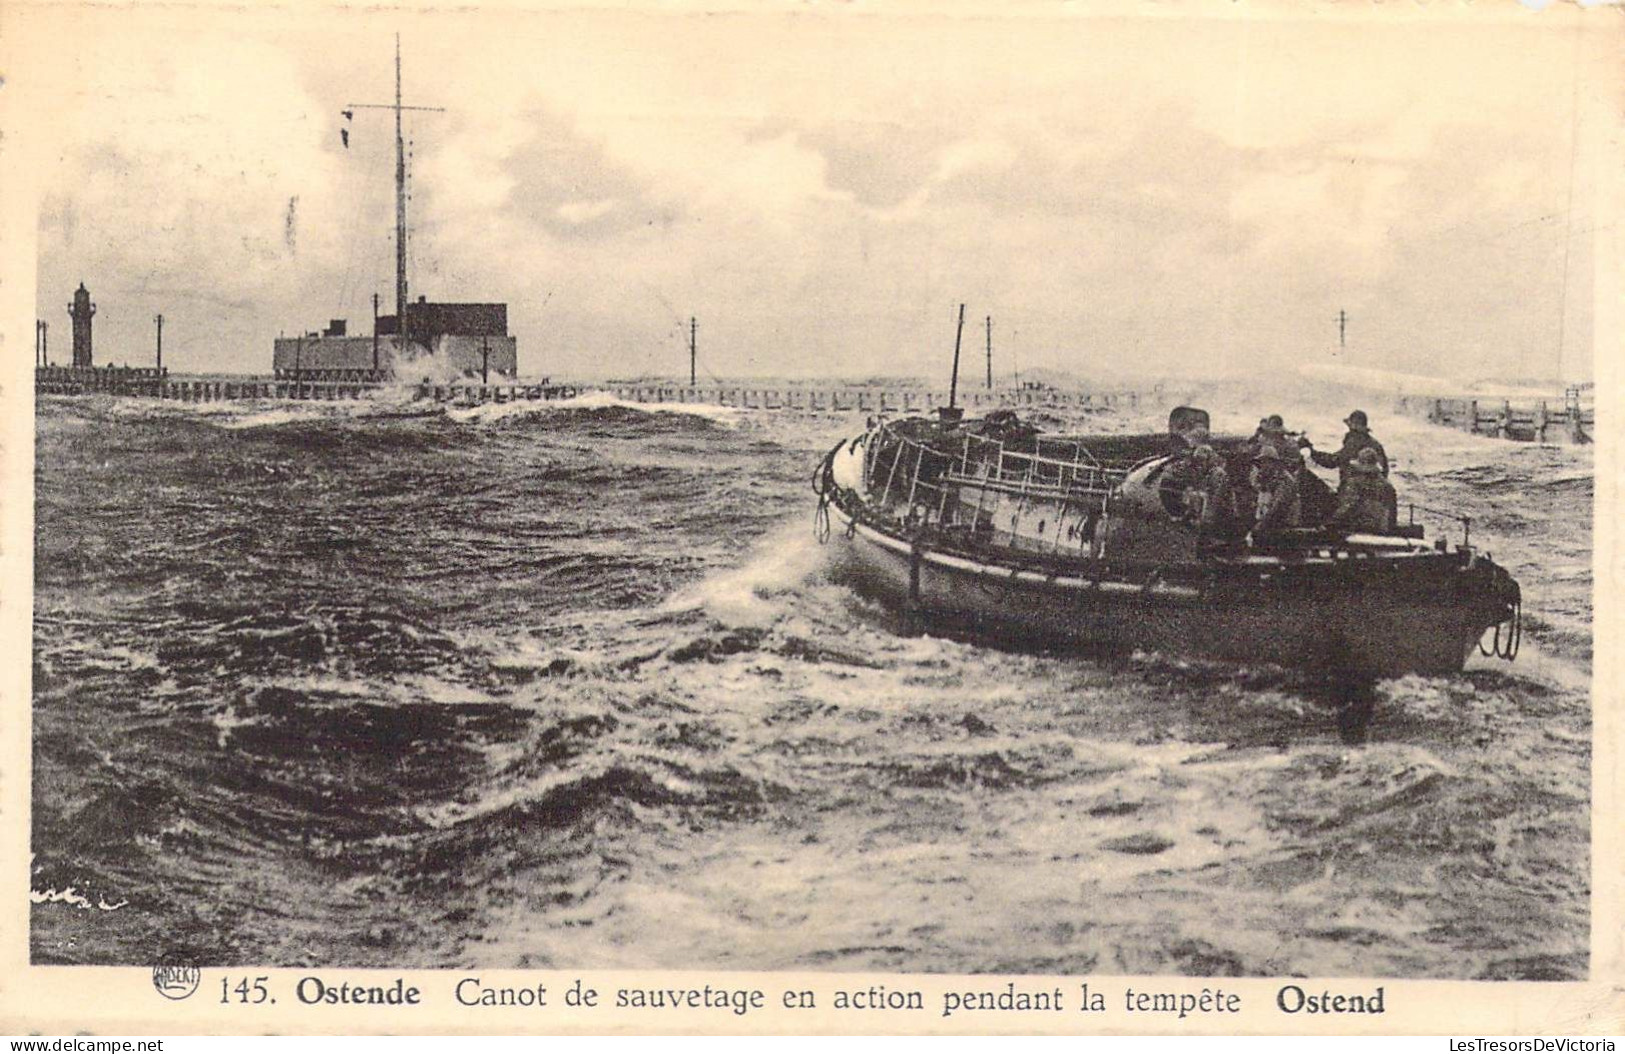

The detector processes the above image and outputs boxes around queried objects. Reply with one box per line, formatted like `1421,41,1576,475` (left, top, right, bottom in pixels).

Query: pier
1395,392,1593,444
35,369,1591,443
36,367,580,405
36,367,1156,413
602,384,1151,412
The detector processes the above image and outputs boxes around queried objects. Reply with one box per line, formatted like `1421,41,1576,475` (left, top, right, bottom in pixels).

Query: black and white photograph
3,0,1618,1035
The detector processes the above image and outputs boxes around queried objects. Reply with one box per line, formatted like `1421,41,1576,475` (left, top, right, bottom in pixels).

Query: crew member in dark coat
1250,414,1311,469
1179,444,1233,528
1328,448,1398,533
1307,409,1389,487
1248,445,1300,542
1246,415,1278,454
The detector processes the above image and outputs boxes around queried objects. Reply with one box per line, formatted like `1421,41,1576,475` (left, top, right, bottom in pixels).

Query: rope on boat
1479,597,1522,661
812,443,840,545
1478,587,1522,662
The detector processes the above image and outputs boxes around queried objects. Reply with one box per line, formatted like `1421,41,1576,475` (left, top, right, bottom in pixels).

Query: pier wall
603,384,1151,412
1395,393,1594,444
36,365,167,396
37,368,1160,413
36,367,578,406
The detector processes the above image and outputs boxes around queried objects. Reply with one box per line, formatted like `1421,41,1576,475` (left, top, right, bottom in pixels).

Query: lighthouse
68,283,96,368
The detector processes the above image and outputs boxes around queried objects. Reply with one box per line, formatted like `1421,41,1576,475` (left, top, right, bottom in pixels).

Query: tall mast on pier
346,34,444,343
394,34,407,334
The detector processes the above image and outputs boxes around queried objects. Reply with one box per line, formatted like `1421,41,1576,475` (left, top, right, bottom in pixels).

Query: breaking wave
31,391,1590,978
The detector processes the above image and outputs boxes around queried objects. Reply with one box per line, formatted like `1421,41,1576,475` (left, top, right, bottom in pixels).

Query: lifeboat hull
824,504,1514,679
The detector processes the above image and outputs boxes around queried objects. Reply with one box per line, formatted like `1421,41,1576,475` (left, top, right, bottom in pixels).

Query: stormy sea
30,388,1591,979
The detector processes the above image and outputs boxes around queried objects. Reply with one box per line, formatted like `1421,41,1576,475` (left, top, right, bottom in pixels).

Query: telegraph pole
481,335,490,384
154,314,164,372
985,315,993,390
372,292,381,373
1336,309,1348,349
689,317,697,386
36,320,47,367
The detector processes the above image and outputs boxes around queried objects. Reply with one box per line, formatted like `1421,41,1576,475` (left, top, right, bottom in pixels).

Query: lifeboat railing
1406,503,1474,550
862,419,1129,531
856,420,1487,554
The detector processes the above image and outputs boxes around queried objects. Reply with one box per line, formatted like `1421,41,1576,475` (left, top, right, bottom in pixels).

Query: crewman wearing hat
1248,444,1301,541
1328,447,1399,533
1248,414,1300,463
1245,417,1271,456
1306,409,1388,488
1178,444,1234,528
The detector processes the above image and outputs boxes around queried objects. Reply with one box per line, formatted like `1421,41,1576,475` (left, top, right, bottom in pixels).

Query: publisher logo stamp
152,964,201,1001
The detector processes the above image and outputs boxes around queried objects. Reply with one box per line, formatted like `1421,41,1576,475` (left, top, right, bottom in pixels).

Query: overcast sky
13,3,1618,382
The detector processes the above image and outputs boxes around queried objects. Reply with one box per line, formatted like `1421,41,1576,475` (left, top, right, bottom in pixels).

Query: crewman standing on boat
1249,414,1304,465
1305,410,1389,488
1245,416,1272,458
1249,445,1301,541
1328,448,1398,533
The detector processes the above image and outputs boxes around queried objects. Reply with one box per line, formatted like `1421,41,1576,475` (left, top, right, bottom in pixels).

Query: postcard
1,0,1619,1036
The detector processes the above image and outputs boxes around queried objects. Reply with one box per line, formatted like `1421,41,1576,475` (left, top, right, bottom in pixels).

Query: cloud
484,107,683,241
20,6,1610,383
555,199,619,225
792,116,951,209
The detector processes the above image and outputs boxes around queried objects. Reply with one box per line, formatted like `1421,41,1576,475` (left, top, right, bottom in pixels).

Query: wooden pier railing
1395,393,1593,444
603,384,1150,412
36,365,168,396
37,367,1161,414
36,368,580,405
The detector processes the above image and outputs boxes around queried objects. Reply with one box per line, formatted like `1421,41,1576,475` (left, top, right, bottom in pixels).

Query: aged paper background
0,0,1621,1035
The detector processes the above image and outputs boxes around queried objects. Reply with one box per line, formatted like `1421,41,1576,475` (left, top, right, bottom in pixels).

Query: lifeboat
812,406,1521,681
